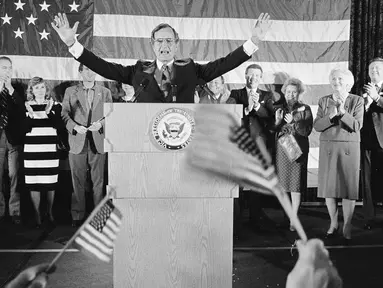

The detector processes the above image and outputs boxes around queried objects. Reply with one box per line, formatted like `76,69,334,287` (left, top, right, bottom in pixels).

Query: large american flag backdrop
0,0,351,188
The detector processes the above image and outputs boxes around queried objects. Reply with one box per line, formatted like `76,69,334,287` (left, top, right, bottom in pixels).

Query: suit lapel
241,88,249,107
92,85,101,109
76,85,88,113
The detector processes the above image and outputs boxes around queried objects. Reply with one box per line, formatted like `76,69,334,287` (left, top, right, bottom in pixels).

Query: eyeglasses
153,38,176,45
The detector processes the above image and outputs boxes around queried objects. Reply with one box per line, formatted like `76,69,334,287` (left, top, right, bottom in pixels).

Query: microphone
171,84,177,103
201,84,214,97
131,78,150,103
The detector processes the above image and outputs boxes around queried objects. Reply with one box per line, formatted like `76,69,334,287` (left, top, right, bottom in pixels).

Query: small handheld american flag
46,193,122,272
73,199,122,262
186,105,307,242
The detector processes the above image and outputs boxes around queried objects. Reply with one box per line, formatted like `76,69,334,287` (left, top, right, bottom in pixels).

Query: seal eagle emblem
151,108,195,150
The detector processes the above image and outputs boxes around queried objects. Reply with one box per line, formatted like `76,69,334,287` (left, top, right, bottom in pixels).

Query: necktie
160,64,171,97
87,89,94,109
0,87,9,129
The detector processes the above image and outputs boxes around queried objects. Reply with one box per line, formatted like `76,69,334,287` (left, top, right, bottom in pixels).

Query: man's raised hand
51,13,79,47
251,13,271,44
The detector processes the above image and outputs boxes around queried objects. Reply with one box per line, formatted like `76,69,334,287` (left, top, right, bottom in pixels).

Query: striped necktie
0,87,9,129
160,64,171,97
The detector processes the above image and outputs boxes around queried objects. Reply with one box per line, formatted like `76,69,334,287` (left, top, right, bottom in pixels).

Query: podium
104,103,243,288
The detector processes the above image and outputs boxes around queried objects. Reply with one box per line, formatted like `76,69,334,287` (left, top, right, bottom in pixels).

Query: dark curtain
350,0,383,95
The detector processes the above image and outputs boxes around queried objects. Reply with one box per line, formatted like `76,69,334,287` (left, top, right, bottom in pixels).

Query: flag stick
46,188,114,273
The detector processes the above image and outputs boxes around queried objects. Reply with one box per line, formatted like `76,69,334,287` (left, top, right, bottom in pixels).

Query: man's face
0,59,13,83
207,77,224,95
369,61,383,84
151,27,179,62
80,66,97,82
245,68,262,89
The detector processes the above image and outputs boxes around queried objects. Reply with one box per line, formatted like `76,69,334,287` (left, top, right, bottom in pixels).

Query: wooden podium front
104,104,242,288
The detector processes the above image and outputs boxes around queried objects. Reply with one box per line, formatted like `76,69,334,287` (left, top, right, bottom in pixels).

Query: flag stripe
93,15,350,43
87,224,114,247
92,37,349,63
102,226,117,241
110,212,123,226
79,230,113,254
74,237,110,262
94,0,351,21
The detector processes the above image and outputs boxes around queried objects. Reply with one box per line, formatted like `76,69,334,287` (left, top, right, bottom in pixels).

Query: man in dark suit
62,64,113,227
0,56,25,224
229,63,274,234
360,57,383,230
51,13,271,103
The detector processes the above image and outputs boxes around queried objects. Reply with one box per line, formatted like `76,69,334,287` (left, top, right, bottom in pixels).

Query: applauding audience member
274,78,313,231
0,56,25,225
314,68,364,242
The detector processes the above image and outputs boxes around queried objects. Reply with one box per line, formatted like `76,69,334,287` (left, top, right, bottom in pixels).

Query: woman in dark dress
274,78,313,231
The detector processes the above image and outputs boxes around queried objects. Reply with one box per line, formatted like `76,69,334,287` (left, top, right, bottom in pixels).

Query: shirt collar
246,87,258,96
80,82,96,90
375,81,383,88
156,59,174,71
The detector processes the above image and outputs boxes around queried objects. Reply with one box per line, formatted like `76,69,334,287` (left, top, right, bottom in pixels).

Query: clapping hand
45,98,54,115
338,101,346,116
284,113,293,124
51,13,79,47
251,13,272,44
328,106,338,119
0,75,13,94
275,108,284,124
286,239,342,288
364,82,380,102
248,90,259,111
25,102,34,118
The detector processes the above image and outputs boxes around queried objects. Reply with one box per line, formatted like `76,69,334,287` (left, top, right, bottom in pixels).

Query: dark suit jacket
229,87,274,145
361,83,383,149
0,89,25,145
76,46,251,103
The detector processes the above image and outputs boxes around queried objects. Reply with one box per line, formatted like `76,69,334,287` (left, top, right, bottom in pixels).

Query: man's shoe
11,215,21,225
71,219,82,228
364,223,373,230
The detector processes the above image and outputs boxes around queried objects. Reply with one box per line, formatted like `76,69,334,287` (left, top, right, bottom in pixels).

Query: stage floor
1,207,382,288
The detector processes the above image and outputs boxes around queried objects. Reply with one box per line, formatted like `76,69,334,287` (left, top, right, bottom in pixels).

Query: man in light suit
62,63,112,227
229,63,274,235
360,57,383,230
51,13,271,103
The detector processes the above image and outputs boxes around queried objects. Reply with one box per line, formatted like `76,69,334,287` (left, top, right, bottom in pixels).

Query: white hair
329,68,355,92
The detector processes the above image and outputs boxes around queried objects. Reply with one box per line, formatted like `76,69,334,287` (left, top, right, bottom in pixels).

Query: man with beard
51,13,271,103
360,57,383,230
229,64,274,235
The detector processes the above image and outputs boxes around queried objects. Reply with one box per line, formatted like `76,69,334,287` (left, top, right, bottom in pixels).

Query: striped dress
24,102,61,192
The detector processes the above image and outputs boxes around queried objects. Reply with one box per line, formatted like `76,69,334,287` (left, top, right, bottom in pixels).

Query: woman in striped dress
24,77,65,227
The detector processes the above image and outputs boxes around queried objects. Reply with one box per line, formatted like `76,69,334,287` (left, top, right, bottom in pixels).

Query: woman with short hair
274,78,313,231
314,68,364,242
